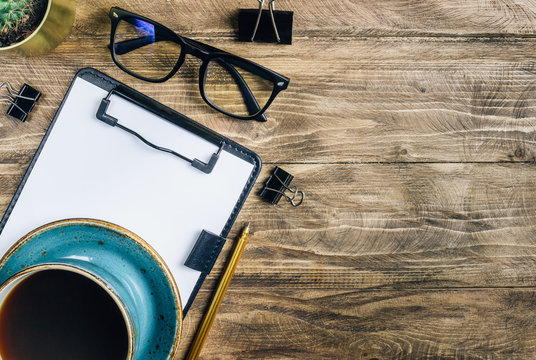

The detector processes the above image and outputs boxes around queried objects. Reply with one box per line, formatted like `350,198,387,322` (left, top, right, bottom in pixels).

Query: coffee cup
0,264,132,359
0,219,182,360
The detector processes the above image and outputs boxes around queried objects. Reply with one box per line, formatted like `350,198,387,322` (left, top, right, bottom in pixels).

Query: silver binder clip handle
264,186,305,207
269,0,281,43
251,0,265,41
251,0,281,43
264,173,305,207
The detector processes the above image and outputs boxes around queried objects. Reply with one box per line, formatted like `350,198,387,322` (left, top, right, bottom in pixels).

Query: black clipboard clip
96,88,223,174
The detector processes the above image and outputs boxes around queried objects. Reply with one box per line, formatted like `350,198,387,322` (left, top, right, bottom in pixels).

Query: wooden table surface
2,1,536,359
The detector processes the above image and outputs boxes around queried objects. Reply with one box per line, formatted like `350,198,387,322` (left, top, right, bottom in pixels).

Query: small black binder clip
238,0,293,44
260,166,304,206
1,81,41,122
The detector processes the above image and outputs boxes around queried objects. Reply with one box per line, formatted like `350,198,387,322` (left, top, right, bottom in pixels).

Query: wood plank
76,0,536,38
3,38,536,164
179,288,536,359
4,162,536,290
182,163,534,292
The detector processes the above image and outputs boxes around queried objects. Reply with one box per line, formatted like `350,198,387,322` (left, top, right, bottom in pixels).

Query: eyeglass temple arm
112,36,155,55
184,39,289,87
183,38,267,121
212,57,267,121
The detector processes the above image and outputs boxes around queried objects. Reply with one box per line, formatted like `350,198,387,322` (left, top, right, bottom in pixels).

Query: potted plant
0,0,75,56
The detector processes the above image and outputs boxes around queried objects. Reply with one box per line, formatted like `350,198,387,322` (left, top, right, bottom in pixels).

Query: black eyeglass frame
108,7,289,121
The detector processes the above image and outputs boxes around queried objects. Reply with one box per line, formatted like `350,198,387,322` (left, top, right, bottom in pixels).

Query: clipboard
0,68,261,314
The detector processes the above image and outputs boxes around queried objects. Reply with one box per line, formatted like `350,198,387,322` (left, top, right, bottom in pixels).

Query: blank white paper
0,77,255,309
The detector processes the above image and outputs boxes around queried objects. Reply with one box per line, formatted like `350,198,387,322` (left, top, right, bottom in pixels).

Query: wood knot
515,147,526,159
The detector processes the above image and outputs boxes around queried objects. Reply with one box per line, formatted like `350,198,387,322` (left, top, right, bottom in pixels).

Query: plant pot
0,0,75,56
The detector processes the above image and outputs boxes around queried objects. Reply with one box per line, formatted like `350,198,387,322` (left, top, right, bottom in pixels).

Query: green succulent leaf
0,0,32,31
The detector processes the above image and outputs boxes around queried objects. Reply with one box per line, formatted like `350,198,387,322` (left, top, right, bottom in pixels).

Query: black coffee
0,270,128,360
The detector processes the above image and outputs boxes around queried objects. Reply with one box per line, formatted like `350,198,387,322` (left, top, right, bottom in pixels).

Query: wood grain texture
4,38,536,163
75,0,536,37
2,163,536,290
180,288,536,359
1,0,536,359
198,163,536,291
187,162,536,359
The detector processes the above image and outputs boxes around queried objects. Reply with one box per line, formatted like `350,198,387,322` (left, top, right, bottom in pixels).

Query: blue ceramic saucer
0,219,182,360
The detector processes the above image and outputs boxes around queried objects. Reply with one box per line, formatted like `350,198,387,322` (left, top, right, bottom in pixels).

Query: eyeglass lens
113,18,182,80
204,57,274,117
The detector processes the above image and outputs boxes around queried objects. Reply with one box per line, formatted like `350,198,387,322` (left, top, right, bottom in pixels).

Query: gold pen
185,223,251,360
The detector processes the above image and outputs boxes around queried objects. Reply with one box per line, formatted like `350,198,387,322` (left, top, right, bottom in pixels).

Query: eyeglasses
108,7,290,121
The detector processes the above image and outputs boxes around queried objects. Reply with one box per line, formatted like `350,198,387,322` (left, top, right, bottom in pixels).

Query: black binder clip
238,0,293,44
260,166,304,206
1,81,41,122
